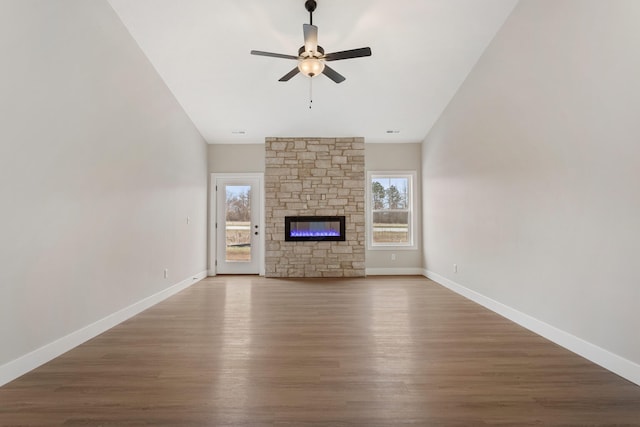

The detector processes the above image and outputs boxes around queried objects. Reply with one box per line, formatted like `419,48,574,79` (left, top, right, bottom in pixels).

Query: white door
214,175,263,274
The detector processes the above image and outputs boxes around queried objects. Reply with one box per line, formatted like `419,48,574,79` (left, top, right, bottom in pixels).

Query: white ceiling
107,0,518,144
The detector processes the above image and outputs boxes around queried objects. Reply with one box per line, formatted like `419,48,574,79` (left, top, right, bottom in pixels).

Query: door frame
209,173,265,276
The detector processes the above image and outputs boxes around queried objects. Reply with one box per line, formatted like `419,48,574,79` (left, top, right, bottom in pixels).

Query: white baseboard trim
0,270,208,388
423,269,640,387
366,268,424,276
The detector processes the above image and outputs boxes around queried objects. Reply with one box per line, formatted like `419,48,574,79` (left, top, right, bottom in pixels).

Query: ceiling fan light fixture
298,57,325,77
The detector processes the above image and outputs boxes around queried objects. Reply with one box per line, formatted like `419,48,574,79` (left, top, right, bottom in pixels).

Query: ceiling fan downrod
305,0,317,25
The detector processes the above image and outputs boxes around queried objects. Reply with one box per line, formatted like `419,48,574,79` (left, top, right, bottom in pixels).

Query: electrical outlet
164,269,168,279
391,253,396,261
453,264,458,273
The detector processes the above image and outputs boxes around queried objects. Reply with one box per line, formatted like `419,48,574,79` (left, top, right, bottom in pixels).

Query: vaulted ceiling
107,0,518,144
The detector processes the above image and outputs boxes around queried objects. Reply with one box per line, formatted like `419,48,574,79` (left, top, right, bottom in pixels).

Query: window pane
372,211,409,244
371,177,409,210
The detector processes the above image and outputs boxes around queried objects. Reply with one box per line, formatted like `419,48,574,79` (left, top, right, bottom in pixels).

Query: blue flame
290,229,340,237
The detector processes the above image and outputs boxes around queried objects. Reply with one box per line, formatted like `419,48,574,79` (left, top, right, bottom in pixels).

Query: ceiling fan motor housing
298,45,324,58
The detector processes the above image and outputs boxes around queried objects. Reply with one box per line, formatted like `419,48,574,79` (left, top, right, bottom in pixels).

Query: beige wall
207,144,264,271
208,142,425,273
365,143,423,272
0,0,208,382
422,0,640,380
208,144,265,173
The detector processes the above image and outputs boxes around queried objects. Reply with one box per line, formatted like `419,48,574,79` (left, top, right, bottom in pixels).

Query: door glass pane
225,185,251,262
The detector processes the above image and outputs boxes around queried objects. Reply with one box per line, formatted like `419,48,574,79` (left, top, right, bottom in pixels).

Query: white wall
0,0,208,382
422,0,640,383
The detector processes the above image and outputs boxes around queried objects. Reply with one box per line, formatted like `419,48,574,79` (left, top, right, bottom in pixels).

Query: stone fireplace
264,137,365,277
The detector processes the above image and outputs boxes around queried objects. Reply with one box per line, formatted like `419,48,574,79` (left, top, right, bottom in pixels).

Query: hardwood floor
1,276,639,426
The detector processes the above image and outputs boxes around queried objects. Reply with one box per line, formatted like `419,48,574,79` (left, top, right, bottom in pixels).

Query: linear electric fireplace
285,216,346,242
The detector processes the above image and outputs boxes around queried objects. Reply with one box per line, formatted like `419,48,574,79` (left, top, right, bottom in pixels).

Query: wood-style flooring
1,276,639,426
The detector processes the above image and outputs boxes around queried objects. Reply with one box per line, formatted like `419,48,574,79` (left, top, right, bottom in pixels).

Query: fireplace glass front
285,216,346,241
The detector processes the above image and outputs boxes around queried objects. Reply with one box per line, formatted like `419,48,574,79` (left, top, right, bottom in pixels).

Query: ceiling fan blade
303,24,318,54
324,47,372,61
251,50,299,60
322,65,346,84
279,67,300,82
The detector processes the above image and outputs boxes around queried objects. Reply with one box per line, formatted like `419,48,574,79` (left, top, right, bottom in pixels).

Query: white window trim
366,170,418,251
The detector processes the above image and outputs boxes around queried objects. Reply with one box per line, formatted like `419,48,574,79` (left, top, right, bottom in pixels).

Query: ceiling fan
250,0,372,84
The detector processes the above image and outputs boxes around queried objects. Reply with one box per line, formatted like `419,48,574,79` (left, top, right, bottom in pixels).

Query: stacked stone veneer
265,137,365,277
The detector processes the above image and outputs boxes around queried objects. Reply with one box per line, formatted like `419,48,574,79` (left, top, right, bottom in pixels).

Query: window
367,171,417,249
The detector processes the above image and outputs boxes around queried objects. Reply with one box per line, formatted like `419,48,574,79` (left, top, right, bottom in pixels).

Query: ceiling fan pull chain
309,77,313,109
